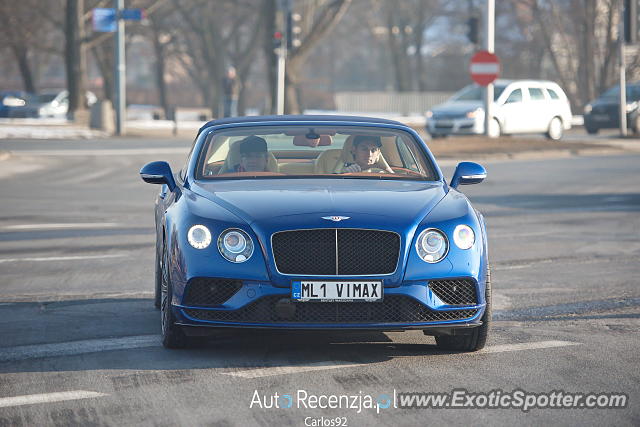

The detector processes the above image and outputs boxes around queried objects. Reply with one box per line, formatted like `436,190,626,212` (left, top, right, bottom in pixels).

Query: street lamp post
114,0,126,136
484,0,495,138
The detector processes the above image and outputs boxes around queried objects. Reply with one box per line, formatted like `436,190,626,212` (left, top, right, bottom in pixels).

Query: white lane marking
0,254,127,263
0,291,153,303
225,341,580,378
0,335,159,363
223,361,369,379
1,222,120,231
482,340,580,354
0,391,108,408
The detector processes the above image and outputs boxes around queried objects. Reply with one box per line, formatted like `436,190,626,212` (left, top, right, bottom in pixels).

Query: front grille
182,278,242,307
434,124,454,129
272,229,400,275
433,113,465,120
429,279,477,305
184,295,477,324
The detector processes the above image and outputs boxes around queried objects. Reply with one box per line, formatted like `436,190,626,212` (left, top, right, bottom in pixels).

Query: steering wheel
390,167,425,177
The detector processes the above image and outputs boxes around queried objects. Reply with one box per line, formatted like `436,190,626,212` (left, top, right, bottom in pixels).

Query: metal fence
335,91,454,115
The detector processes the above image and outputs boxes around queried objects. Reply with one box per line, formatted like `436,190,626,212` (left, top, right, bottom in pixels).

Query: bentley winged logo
322,215,350,222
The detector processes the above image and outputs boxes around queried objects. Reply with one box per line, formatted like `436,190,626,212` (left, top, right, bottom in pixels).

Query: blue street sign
121,8,145,21
92,8,116,32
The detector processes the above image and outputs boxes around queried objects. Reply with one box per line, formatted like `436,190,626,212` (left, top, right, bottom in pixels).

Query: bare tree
0,0,50,92
519,0,620,110
169,0,262,117
281,0,352,113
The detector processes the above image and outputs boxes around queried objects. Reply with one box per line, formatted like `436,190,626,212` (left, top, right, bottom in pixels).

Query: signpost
92,5,144,135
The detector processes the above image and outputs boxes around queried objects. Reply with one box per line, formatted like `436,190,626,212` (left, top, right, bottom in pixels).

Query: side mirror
140,161,176,192
450,161,486,189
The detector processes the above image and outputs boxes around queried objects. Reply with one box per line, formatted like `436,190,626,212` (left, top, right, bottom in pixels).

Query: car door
498,87,530,134
526,86,550,132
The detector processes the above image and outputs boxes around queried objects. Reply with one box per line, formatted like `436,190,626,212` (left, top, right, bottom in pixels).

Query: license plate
593,114,609,121
435,120,453,126
291,281,382,302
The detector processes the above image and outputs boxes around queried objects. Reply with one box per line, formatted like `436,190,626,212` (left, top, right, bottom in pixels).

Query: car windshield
601,85,640,101
451,84,506,101
196,125,437,181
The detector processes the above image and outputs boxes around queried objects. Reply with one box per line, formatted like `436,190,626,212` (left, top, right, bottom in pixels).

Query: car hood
191,179,446,229
431,101,483,115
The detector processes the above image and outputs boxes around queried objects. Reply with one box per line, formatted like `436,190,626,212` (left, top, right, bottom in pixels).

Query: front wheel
160,242,188,349
585,124,599,134
435,267,491,352
487,119,501,138
631,114,640,136
545,117,563,140
154,247,161,309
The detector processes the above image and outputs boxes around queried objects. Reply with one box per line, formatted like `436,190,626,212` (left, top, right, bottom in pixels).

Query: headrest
293,134,332,147
223,138,278,173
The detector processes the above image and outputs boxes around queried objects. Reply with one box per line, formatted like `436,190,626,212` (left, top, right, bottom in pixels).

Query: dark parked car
583,83,640,134
0,91,38,118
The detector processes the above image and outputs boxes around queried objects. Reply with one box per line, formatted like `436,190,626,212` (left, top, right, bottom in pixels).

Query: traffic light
466,17,479,45
624,0,637,44
273,30,284,52
287,12,302,50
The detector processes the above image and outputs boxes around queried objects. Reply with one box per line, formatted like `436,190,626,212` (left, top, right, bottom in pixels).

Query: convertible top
197,115,406,135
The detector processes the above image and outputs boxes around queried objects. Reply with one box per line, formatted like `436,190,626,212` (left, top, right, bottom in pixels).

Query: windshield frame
189,121,443,183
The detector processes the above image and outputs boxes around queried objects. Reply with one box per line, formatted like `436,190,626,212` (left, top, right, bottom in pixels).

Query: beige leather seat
220,139,279,173
314,136,392,174
279,162,315,174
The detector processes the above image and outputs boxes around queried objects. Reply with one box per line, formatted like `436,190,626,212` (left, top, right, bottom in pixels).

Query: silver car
35,90,97,118
426,79,572,140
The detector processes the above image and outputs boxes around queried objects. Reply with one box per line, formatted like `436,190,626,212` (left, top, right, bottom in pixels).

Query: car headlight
466,108,481,118
218,228,254,263
187,224,212,249
425,110,433,118
453,225,475,249
584,104,592,114
415,228,448,263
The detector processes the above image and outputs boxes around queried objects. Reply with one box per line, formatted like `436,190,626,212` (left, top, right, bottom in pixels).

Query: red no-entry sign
470,51,500,86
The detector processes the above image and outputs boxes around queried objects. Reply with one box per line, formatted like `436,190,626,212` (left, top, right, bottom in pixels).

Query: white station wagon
426,79,572,140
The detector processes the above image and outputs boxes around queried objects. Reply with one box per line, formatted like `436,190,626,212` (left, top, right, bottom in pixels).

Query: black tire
585,124,599,135
154,246,161,309
435,266,491,352
632,115,640,136
430,134,447,139
487,119,501,138
545,117,563,140
160,241,188,349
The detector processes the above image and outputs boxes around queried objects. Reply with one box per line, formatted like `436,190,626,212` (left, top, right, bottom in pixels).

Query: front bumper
426,118,482,135
172,278,486,330
584,110,636,129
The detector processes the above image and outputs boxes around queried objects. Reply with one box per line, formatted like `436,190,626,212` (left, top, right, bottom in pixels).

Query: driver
233,136,269,172
339,135,394,174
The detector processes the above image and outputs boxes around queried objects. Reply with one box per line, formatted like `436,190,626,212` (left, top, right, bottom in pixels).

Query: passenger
234,136,269,172
339,135,393,173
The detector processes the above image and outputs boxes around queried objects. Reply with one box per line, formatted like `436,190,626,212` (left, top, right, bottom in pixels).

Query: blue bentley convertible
140,115,490,351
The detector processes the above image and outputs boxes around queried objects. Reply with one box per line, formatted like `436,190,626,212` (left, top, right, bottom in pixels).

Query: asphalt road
0,138,638,426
